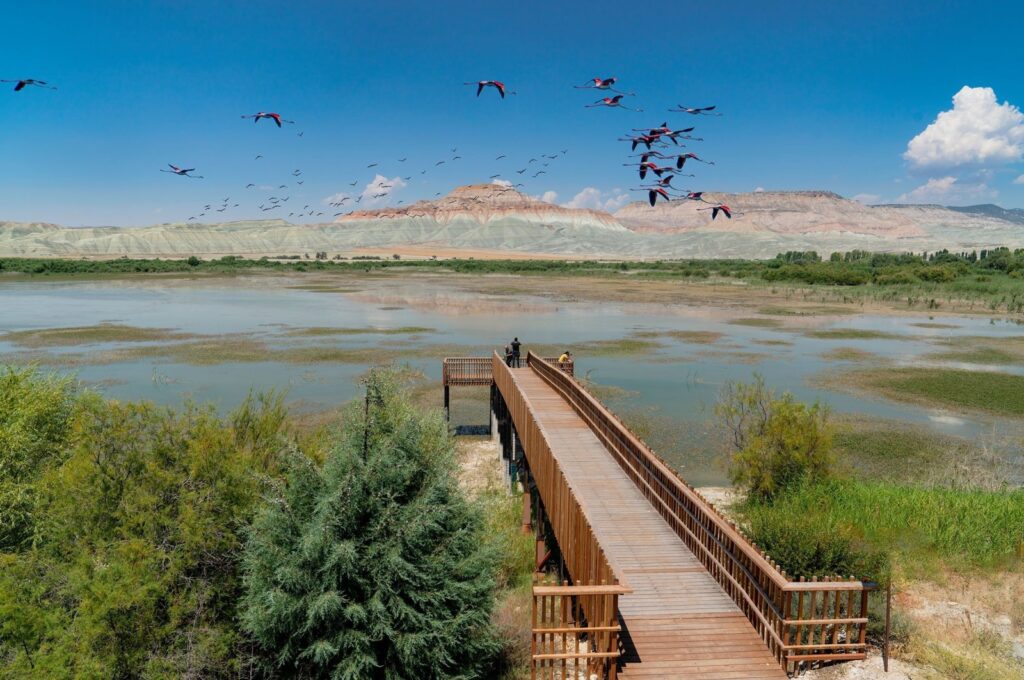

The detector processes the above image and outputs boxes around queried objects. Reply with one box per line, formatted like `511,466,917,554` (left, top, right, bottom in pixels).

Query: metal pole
443,385,450,422
883,582,891,673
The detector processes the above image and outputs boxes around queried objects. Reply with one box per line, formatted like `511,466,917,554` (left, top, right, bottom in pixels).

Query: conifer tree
240,368,498,679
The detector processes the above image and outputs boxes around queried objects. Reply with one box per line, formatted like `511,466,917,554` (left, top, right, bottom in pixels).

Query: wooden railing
532,583,629,680
442,357,493,386
493,353,621,588
493,352,631,678
443,355,573,386
524,351,876,671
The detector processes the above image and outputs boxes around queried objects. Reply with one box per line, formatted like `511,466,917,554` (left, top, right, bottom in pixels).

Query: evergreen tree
240,368,499,679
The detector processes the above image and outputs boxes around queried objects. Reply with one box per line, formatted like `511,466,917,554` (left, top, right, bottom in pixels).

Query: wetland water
3,272,1024,486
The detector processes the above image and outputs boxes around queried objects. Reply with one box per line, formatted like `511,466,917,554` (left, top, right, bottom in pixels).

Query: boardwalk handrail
492,352,624,591
443,356,573,386
532,583,630,680
524,351,875,669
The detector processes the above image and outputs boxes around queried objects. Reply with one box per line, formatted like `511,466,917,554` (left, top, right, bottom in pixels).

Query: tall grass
742,480,1024,579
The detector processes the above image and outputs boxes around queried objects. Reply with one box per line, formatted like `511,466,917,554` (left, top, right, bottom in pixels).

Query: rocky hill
615,191,927,238
1,186,1022,260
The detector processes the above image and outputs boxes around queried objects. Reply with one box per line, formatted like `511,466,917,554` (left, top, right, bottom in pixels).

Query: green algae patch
2,324,199,347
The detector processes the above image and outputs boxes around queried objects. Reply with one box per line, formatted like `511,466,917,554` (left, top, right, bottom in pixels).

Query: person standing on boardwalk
504,344,513,367
511,337,522,367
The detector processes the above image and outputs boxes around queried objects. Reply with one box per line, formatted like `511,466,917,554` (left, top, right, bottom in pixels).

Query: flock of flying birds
572,76,735,218
6,74,734,222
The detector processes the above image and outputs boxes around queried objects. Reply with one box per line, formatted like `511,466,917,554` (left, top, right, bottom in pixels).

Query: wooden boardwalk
446,353,876,678
508,367,786,679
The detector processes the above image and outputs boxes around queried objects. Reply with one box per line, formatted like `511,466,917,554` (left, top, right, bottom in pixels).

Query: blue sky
2,0,1023,226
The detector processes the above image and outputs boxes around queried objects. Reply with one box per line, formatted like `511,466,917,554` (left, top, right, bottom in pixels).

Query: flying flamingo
240,112,295,127
586,95,642,111
698,204,733,219
160,164,203,179
670,105,721,116
629,151,690,170
635,124,699,145
574,77,633,95
677,152,715,168
630,186,671,206
619,133,663,151
2,78,56,91
684,191,709,202
465,80,515,98
622,160,674,180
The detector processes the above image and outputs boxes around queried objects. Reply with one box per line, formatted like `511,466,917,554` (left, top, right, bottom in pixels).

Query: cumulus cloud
904,86,1024,169
897,176,996,204
538,190,558,204
324,175,407,209
491,178,513,187
1014,175,1024,185
562,187,631,213
754,187,765,193
852,193,881,204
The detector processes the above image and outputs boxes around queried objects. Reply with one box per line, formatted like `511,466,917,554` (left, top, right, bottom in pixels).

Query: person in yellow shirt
558,350,572,364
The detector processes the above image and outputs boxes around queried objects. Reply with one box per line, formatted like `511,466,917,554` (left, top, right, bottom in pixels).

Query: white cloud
754,187,765,193
322,191,352,206
539,190,558,204
905,86,1024,169
897,176,996,204
1014,175,1024,185
491,178,513,187
562,187,631,213
852,193,881,204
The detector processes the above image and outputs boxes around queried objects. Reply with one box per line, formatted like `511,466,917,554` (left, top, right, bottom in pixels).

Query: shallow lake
3,273,1023,485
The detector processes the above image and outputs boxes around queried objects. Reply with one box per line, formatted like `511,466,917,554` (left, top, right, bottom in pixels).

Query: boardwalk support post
443,385,450,422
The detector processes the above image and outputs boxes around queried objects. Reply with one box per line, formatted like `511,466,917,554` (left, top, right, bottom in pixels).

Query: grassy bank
5,247,1024,314
836,367,1024,417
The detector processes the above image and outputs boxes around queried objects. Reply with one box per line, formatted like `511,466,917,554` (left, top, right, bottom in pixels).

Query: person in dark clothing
510,337,522,367
504,344,513,366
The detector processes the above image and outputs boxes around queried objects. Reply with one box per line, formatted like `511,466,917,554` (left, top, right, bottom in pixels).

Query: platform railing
532,583,629,680
524,351,876,671
443,355,573,386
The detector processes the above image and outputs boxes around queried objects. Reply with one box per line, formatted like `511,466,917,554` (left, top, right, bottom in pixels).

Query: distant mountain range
2,185,1023,260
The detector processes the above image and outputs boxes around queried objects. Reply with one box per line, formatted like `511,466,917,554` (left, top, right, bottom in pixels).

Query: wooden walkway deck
508,367,786,679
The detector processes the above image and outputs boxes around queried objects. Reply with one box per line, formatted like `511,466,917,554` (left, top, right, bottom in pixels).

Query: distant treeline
3,248,1024,285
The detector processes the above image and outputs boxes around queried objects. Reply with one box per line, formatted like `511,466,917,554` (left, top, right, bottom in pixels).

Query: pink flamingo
630,186,671,206
160,164,203,179
240,112,295,127
465,80,515,98
586,95,642,112
670,105,722,116
698,204,733,219
574,77,633,95
618,133,662,151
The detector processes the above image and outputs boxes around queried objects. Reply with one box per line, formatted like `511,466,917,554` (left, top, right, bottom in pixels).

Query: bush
240,368,499,678
0,366,79,551
0,380,292,677
915,265,957,282
874,270,917,285
717,375,835,501
741,488,890,582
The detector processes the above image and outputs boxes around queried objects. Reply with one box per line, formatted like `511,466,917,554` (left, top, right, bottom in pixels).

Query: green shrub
0,386,292,677
915,265,957,282
874,270,917,285
717,375,835,501
240,368,499,678
0,366,79,551
741,489,890,582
